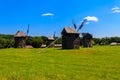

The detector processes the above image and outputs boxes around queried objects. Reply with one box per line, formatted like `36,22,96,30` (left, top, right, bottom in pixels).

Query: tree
27,36,43,48
92,38,101,45
55,37,62,44
41,36,47,44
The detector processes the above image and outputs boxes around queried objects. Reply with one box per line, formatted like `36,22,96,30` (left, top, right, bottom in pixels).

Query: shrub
27,37,43,48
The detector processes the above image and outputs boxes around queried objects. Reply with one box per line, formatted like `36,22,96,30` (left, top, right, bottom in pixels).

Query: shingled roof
61,27,79,34
14,30,26,37
47,36,54,40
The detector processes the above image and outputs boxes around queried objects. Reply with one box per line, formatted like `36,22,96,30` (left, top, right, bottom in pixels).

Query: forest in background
0,34,120,48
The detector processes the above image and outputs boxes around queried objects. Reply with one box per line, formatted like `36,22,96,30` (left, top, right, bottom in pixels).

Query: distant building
82,33,92,47
61,27,80,49
46,36,55,47
14,30,26,48
110,42,117,46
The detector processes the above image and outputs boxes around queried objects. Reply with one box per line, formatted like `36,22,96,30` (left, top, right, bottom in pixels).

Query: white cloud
112,6,119,10
85,16,98,22
113,9,120,13
112,6,120,13
41,13,54,16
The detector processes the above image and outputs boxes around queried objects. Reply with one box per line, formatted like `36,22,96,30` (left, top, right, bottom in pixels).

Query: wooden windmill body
82,33,93,47
61,27,80,49
46,36,55,48
14,30,26,48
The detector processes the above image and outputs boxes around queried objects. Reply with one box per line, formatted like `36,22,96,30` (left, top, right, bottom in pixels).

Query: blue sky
0,0,120,38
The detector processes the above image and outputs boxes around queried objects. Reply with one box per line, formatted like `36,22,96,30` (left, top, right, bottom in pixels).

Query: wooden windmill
46,36,55,48
61,19,87,49
14,30,27,48
14,24,30,48
61,27,80,49
46,32,56,48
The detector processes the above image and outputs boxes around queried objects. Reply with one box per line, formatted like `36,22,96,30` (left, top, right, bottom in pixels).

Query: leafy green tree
93,38,101,45
41,36,47,44
55,37,62,44
0,38,6,48
27,36,43,48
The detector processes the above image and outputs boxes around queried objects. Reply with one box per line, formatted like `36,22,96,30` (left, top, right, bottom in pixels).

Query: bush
55,37,62,44
0,38,14,48
27,37,43,48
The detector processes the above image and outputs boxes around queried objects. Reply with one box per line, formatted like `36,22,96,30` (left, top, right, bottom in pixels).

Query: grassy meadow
0,46,120,80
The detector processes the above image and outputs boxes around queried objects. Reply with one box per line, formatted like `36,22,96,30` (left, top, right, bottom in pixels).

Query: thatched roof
47,36,54,40
61,27,79,34
14,30,26,37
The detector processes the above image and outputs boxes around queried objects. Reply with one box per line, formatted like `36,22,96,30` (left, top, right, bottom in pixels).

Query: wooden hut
82,33,92,47
46,36,55,47
61,27,80,49
14,30,26,48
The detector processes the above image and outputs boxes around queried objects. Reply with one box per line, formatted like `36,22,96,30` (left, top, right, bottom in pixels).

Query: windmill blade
72,19,77,30
53,31,56,39
27,24,30,36
77,19,87,32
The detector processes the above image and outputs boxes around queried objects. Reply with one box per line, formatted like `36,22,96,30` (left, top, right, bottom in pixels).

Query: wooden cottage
61,27,80,49
46,37,55,47
14,30,26,48
82,33,92,47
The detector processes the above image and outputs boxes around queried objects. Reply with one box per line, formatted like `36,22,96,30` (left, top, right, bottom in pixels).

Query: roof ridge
14,30,26,37
62,27,79,34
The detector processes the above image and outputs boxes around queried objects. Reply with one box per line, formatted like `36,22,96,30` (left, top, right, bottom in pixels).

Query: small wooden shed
82,33,92,47
14,30,26,48
61,27,80,49
46,37,55,47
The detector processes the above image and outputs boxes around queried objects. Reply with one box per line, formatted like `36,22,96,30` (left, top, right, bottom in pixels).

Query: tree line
92,37,120,45
0,34,120,48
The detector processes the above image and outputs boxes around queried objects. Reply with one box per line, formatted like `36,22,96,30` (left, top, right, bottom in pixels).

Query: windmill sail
77,19,87,32
53,32,56,39
27,24,30,36
72,19,77,30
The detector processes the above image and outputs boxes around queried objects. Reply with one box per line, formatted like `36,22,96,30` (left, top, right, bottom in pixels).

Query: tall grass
0,46,120,80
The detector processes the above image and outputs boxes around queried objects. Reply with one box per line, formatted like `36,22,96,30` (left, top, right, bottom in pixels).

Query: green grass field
0,46,120,80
